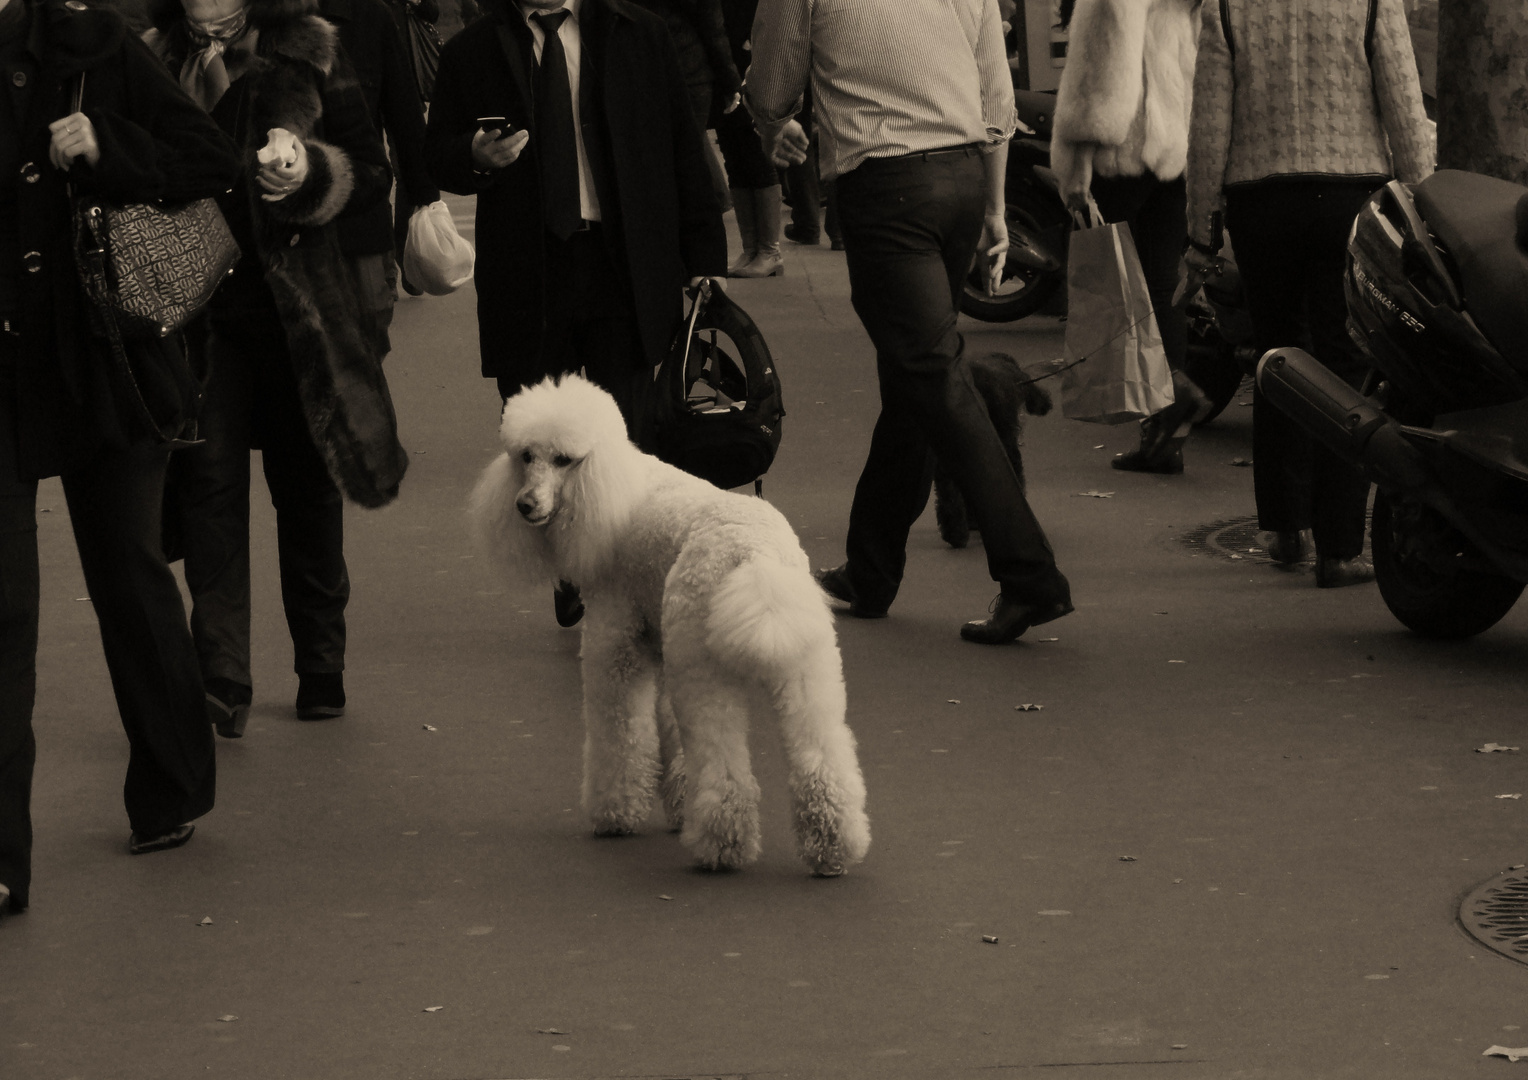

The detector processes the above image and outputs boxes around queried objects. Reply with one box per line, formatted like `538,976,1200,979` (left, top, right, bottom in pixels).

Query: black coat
321,0,439,254
425,0,727,386
10,0,241,480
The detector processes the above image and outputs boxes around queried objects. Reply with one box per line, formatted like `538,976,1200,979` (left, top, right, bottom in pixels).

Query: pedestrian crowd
0,0,1431,921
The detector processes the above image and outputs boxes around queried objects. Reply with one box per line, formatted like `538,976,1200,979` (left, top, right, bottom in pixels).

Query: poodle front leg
668,674,761,871
580,615,662,836
655,682,685,832
774,648,871,877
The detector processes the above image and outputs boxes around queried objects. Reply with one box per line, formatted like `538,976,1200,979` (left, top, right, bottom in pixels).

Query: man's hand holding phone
472,117,529,170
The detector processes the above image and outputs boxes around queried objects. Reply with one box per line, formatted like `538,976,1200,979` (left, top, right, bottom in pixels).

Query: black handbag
68,74,241,448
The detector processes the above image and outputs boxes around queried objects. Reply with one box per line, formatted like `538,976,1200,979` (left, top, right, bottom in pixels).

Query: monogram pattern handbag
68,73,241,447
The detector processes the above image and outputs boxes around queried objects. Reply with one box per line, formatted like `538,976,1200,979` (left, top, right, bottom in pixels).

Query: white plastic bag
403,200,475,295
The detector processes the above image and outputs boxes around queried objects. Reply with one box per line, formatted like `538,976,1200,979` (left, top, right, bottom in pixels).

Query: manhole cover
1460,868,1528,965
1178,515,1279,564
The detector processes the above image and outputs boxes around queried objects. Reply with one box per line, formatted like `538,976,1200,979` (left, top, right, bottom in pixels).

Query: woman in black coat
0,0,243,917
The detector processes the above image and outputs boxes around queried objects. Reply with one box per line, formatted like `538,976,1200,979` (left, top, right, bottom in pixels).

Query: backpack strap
1219,0,1234,61
1364,0,1378,65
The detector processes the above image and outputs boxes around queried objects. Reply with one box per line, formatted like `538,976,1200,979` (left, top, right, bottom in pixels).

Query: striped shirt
744,0,1017,181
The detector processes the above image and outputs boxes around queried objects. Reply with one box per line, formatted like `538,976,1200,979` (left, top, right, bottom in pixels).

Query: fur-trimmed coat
1052,0,1201,196
147,0,407,507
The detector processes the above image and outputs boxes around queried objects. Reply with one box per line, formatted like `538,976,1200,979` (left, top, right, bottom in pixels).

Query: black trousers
169,323,349,688
1090,171,1188,373
1,347,215,908
1226,180,1376,559
835,150,1070,611
496,225,654,450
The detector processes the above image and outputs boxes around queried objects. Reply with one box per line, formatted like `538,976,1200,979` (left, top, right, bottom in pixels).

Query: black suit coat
425,0,727,385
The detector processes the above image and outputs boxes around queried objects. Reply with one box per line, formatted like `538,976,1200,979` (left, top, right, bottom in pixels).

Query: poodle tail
705,558,836,679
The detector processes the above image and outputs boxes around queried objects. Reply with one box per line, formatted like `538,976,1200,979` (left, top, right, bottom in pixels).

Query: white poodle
469,374,870,876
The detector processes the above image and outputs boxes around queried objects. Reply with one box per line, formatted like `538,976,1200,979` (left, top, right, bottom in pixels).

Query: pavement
5,200,1528,1080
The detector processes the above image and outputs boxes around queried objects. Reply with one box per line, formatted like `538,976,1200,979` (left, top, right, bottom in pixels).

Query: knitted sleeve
1184,0,1233,250
1370,0,1434,184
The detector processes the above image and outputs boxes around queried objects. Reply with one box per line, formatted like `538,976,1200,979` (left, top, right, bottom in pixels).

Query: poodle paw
793,773,870,877
681,788,761,871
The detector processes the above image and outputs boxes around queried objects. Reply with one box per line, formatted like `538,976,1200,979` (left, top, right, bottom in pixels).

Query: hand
722,92,742,116
763,118,809,168
472,126,529,170
48,112,100,170
978,210,1008,297
1173,246,1223,306
256,129,309,201
1061,183,1091,216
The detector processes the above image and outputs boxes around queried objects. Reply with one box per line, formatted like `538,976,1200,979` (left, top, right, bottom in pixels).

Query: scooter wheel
959,204,1062,322
1371,490,1524,639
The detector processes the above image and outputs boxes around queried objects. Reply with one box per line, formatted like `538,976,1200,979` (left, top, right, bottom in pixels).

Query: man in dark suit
425,0,727,449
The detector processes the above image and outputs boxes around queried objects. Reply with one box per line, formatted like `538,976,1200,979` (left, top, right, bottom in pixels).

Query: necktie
531,10,583,240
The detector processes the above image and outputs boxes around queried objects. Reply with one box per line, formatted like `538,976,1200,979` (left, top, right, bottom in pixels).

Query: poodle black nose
516,497,538,519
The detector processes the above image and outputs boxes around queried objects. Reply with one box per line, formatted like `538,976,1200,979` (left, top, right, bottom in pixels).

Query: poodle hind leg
668,674,761,871
774,648,870,877
933,461,970,548
656,682,685,832
580,614,662,836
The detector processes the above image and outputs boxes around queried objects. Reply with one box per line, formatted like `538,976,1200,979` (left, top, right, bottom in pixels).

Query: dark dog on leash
935,353,1053,549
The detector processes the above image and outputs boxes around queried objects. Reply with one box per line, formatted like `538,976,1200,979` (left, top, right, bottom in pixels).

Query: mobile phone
476,117,514,140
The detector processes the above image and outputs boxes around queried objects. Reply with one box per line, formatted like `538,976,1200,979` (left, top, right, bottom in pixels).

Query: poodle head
468,374,648,586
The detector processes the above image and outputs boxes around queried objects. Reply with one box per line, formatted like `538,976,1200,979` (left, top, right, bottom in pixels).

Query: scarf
181,7,249,112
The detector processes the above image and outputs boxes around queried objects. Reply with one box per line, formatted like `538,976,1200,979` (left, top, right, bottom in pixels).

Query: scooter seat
1413,170,1528,372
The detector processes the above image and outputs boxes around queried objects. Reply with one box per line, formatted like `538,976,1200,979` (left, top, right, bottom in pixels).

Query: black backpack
654,282,785,492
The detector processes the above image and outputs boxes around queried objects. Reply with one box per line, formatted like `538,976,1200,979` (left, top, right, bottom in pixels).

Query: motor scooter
962,90,1255,422
1256,170,1528,638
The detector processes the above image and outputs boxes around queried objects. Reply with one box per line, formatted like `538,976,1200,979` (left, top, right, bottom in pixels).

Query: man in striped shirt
745,0,1073,644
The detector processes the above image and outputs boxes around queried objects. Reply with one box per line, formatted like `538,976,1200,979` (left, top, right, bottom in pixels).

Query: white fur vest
1052,0,1201,191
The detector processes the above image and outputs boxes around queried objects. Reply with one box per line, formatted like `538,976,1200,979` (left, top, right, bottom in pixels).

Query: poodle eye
519,449,534,465
552,453,574,468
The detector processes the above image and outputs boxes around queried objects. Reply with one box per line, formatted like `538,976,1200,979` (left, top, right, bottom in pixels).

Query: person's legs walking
63,444,215,846
0,354,37,911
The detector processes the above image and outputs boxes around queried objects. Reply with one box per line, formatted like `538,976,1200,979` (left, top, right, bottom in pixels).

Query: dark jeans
835,150,1070,611
495,225,654,450
1090,171,1188,372
169,324,349,688
1,348,215,907
1226,180,1377,559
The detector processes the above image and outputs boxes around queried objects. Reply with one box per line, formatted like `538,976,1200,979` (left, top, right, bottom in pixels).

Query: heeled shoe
1316,554,1375,588
129,824,195,855
813,564,888,619
205,677,252,739
1111,436,1184,474
296,672,345,720
960,594,1074,645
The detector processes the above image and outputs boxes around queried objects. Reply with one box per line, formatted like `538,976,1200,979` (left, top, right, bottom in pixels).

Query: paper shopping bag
1059,212,1174,424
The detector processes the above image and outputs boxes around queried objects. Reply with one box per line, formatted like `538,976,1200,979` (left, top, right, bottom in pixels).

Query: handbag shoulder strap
1219,0,1234,62
1365,0,1378,64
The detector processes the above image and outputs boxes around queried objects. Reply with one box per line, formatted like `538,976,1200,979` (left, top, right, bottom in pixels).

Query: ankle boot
1111,427,1185,474
734,186,785,278
728,187,758,277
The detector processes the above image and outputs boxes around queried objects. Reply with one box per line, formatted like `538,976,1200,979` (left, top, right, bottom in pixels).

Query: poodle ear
467,451,555,587
551,416,649,583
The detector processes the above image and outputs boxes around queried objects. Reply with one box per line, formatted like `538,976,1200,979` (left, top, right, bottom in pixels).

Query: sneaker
296,672,345,720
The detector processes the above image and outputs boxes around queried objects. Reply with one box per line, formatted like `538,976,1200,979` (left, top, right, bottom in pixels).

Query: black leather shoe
129,824,195,855
296,672,345,720
1111,438,1184,474
960,594,1074,644
813,564,888,619
1315,555,1375,589
554,581,585,627
784,223,820,245
205,677,252,739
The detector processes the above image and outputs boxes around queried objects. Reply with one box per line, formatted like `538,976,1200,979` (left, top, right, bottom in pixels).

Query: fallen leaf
1171,1044,1188,1050
422,724,437,732
73,596,90,602
537,1027,569,1035
1153,611,1169,615
657,895,674,901
946,699,961,705
423,1006,444,1013
1118,856,1137,862
1168,660,1186,664
198,916,213,926
982,935,999,944
217,1015,238,1023
1172,879,1184,884
1230,457,1252,467
1498,794,1524,800
1015,703,1043,712
1037,910,1071,916
1092,444,1105,450
1036,636,1059,642
1478,743,1520,753
1077,490,1115,498
1485,1046,1528,1062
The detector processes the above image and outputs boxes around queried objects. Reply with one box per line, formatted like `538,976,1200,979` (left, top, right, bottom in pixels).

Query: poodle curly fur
469,375,870,876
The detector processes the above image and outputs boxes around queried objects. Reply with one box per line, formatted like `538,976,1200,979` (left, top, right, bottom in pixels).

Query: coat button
10,72,24,88
22,250,40,273
19,161,36,183
288,233,300,246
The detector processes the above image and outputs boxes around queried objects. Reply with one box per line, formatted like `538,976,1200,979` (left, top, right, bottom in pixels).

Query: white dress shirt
520,0,601,221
